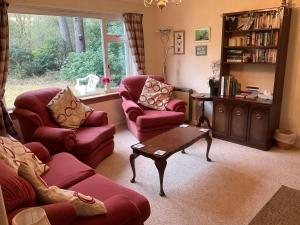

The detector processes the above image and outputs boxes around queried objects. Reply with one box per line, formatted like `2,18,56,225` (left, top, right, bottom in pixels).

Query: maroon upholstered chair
119,75,186,141
13,88,115,168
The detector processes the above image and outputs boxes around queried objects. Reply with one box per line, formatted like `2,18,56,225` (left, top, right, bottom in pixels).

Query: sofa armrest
122,100,143,122
118,84,131,100
166,99,187,113
83,111,108,127
33,127,76,152
102,195,142,225
24,142,51,163
41,202,77,225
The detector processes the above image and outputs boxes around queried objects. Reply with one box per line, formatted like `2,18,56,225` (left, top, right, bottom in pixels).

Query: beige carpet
96,126,300,225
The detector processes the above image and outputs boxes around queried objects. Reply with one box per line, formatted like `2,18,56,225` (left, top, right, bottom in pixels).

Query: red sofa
0,142,150,225
119,75,186,141
13,88,115,168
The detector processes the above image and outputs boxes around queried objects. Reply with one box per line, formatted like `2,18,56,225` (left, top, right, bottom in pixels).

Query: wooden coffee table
130,126,212,196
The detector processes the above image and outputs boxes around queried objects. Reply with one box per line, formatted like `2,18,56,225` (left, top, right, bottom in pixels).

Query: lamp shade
12,207,51,225
0,185,9,225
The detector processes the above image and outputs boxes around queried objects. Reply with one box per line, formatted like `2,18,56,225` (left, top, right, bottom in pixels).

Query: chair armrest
41,202,77,225
83,111,108,127
102,195,142,225
166,99,187,113
118,84,132,100
24,142,51,163
122,100,143,122
33,127,76,153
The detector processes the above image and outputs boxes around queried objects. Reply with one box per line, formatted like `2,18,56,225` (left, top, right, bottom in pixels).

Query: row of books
251,31,279,47
220,76,241,96
253,12,281,29
252,49,277,63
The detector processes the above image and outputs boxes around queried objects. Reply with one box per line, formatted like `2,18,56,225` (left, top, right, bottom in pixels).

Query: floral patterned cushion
18,163,107,216
0,136,48,176
47,87,93,129
138,77,173,111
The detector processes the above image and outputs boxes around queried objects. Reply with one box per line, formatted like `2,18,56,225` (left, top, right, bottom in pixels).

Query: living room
0,0,300,225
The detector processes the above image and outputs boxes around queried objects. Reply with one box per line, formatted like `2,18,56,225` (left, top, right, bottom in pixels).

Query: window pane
106,21,124,36
6,13,105,108
108,42,126,87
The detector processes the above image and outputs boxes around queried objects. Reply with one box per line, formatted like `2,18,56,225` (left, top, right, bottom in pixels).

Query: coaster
154,150,166,156
180,124,189,128
133,143,145,149
199,128,209,132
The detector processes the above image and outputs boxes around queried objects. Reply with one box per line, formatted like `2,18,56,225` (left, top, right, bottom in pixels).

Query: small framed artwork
195,27,211,42
173,30,185,55
196,45,207,56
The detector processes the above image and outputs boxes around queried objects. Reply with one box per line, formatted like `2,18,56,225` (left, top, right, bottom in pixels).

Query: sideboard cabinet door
229,104,248,142
213,100,229,138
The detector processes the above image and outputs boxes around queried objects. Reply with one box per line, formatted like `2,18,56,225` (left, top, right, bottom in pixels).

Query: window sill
80,92,120,105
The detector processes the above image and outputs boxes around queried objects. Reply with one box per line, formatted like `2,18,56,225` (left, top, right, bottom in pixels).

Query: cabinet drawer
247,106,270,147
213,101,229,137
229,104,248,142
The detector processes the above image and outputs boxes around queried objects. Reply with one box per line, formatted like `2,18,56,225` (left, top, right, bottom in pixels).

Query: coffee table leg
130,153,139,183
154,159,167,197
181,149,186,154
204,133,212,162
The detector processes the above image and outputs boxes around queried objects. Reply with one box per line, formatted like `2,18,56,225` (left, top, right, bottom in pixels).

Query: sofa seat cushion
0,161,37,213
136,110,185,129
69,174,150,222
74,125,115,155
41,153,94,189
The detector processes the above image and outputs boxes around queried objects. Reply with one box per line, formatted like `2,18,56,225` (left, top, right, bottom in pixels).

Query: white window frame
7,4,135,95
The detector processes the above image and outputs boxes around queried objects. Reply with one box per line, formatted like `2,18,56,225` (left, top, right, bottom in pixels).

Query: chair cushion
122,75,164,102
138,77,173,111
47,87,93,129
74,125,115,155
42,153,94,189
0,161,37,213
69,174,150,222
136,110,185,128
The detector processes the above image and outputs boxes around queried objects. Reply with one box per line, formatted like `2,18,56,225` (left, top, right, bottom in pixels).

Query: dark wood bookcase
212,6,292,150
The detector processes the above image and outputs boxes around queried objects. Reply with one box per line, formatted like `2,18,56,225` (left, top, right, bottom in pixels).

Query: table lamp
0,185,9,225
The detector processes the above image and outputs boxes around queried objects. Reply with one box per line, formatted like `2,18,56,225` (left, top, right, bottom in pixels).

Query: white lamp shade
0,185,9,225
12,207,51,225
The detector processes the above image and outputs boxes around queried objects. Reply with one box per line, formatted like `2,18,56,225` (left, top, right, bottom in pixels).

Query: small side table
191,93,213,129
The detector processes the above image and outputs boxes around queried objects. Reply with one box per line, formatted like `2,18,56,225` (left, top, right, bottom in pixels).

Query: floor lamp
0,185,9,225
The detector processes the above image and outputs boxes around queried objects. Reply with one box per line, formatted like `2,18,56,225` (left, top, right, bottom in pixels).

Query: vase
210,86,219,96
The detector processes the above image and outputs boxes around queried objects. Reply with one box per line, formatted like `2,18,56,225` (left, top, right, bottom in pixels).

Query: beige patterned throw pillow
138,77,173,111
0,136,48,176
47,87,93,129
18,163,107,216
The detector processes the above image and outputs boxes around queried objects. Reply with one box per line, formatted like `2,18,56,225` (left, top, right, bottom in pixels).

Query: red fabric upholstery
119,75,186,141
13,87,115,168
69,174,150,222
41,152,95,189
3,143,150,225
0,161,37,213
24,142,51,163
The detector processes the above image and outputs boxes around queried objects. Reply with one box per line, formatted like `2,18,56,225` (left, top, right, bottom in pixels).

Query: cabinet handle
255,113,262,120
235,110,241,116
218,107,224,113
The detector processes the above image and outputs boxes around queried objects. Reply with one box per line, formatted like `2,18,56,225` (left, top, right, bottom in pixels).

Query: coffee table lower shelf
129,126,212,197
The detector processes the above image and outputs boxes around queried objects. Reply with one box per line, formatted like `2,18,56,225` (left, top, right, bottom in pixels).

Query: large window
6,13,132,108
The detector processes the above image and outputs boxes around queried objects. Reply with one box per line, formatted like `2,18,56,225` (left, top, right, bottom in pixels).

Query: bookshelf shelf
213,6,292,150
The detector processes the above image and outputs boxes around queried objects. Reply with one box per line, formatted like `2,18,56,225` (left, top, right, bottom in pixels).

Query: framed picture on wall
196,45,207,56
195,27,211,42
173,30,185,55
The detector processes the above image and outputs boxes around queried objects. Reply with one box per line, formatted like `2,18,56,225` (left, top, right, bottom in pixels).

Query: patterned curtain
123,13,145,75
0,0,19,138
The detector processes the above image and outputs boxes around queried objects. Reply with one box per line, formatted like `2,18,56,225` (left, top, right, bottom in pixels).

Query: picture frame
195,27,211,42
195,45,207,56
173,30,185,55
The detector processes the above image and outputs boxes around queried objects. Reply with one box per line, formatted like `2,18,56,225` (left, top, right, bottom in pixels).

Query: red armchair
119,75,186,141
13,88,115,168
1,142,150,225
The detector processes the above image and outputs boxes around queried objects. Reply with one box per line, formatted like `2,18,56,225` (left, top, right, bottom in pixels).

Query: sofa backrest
0,161,37,213
121,75,164,102
14,87,61,127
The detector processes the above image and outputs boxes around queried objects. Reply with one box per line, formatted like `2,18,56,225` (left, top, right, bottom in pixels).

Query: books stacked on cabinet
220,76,241,96
226,50,243,63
